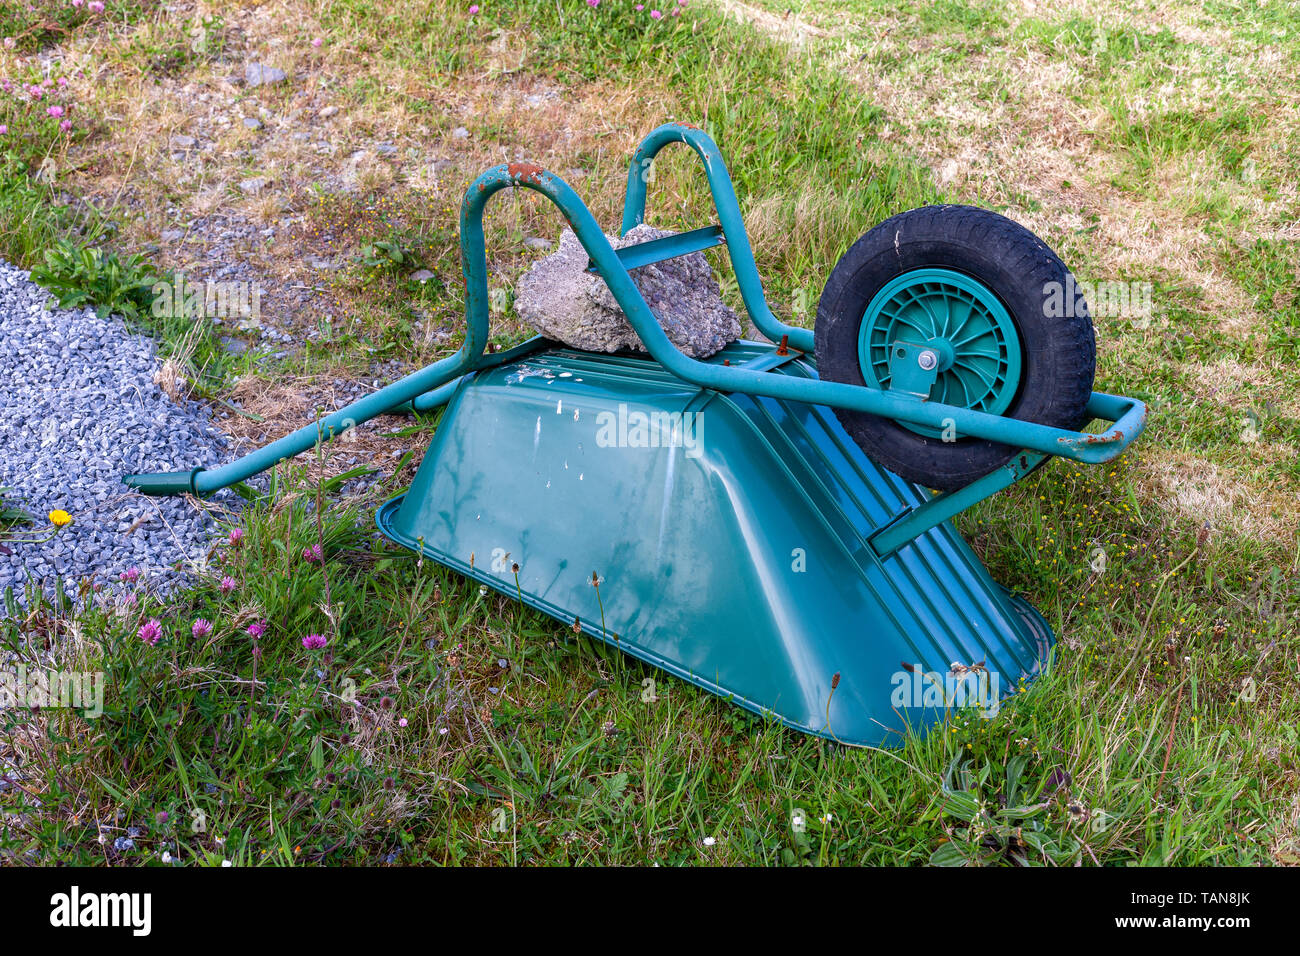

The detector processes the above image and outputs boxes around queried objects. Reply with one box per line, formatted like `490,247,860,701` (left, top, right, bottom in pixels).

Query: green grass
0,1,159,266
5,452,1292,865
2,0,1299,866
0,154,86,268
0,489,31,530
0,0,161,50
0,3,96,52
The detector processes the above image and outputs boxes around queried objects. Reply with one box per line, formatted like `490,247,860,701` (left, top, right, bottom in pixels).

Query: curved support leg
620,122,815,354
125,347,478,495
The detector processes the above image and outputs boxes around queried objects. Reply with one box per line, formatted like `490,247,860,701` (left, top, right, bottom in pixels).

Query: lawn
0,0,1296,865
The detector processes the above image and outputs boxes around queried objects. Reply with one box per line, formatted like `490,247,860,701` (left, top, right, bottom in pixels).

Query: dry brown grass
1272,790,1300,865
715,0,832,44
1189,357,1287,413
52,0,718,336
219,373,425,489
713,0,1295,342
1137,451,1298,542
711,0,1300,543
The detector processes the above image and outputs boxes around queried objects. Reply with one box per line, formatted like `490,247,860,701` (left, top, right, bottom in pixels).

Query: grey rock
523,236,552,252
239,177,269,195
318,105,340,119
170,134,197,150
451,126,470,140
244,63,288,87
242,117,263,130
408,269,436,282
514,225,741,358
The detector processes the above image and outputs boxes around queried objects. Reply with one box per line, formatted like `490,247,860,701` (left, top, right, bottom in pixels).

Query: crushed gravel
0,260,239,605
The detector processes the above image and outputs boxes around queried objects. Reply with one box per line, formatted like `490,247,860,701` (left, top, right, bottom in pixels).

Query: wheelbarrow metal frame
125,123,1146,559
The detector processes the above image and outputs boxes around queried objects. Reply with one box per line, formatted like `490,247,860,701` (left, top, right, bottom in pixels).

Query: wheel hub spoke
857,267,1023,439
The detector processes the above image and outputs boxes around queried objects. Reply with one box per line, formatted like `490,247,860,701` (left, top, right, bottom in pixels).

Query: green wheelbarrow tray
376,341,1060,745
125,123,1147,747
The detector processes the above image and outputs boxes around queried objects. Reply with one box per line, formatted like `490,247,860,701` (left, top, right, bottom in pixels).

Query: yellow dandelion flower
49,509,72,528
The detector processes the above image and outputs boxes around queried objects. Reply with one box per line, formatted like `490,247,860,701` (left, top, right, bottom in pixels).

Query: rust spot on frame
507,162,545,184
1077,430,1123,445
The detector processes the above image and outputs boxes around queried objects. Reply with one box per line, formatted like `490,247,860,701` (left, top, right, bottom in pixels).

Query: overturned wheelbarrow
126,123,1146,747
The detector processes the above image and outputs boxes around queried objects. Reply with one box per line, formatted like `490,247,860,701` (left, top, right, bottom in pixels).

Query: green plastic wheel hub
857,267,1022,437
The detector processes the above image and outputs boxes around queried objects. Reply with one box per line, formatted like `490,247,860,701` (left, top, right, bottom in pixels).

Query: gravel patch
0,260,239,605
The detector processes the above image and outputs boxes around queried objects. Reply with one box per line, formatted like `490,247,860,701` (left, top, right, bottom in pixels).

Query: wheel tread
815,205,1096,490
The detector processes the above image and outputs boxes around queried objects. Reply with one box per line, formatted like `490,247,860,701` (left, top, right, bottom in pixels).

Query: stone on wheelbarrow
515,224,741,359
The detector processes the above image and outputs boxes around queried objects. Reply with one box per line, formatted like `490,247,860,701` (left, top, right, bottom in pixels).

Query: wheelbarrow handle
1069,391,1148,460
459,165,1148,466
621,123,814,355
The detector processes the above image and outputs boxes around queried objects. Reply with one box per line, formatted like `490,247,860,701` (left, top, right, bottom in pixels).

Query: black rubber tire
814,204,1096,491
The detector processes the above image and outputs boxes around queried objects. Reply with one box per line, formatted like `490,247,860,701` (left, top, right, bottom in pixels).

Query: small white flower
820,814,833,823
161,851,172,863
702,836,716,847
439,727,449,736
221,860,232,868
792,814,805,827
